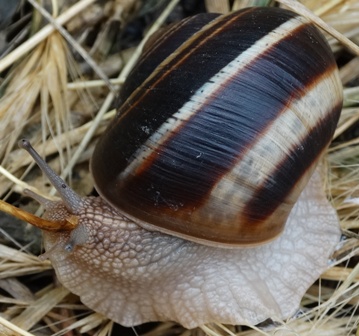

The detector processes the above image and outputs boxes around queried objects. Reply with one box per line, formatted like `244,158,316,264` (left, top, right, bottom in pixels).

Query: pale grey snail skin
42,171,340,328
22,7,342,328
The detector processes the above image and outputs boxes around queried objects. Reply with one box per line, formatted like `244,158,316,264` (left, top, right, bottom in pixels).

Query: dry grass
0,0,358,335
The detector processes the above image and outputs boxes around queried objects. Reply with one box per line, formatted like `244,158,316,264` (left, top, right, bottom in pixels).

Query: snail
7,6,343,329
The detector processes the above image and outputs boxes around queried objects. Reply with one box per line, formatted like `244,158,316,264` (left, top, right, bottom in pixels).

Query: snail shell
91,6,343,246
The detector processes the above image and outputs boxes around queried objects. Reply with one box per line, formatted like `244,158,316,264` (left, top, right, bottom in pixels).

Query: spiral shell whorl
92,7,343,246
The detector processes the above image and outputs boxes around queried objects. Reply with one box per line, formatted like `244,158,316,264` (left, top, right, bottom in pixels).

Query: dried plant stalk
0,31,70,164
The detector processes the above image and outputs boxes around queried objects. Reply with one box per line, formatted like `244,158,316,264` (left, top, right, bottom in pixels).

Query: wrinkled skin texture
43,170,340,328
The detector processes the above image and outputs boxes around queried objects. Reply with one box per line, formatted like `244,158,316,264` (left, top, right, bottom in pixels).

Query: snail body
42,173,339,327
19,7,342,328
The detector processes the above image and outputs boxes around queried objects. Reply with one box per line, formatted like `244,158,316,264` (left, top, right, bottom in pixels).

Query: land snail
8,6,344,329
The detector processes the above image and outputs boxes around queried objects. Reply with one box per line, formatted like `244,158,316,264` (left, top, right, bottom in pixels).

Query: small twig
0,165,33,191
67,78,125,90
0,164,59,201
0,199,77,231
51,0,59,18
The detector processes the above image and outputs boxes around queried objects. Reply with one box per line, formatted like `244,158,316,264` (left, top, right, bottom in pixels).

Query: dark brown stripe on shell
243,99,342,224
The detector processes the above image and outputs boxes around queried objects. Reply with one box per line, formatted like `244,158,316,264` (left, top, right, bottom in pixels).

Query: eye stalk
18,139,83,215
0,139,80,232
